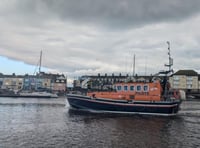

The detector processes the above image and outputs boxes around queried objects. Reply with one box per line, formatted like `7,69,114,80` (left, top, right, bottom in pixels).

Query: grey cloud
2,0,200,29
45,0,200,28
1,0,200,80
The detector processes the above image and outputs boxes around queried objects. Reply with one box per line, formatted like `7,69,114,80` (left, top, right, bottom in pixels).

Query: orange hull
87,81,163,101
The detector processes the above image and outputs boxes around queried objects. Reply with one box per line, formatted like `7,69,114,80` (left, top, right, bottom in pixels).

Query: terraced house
75,70,200,94
0,73,24,91
0,72,67,95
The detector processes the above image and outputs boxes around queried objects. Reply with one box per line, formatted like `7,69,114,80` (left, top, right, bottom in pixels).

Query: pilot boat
67,42,185,116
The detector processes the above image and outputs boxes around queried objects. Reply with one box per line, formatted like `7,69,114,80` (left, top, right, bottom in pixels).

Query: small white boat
19,91,58,98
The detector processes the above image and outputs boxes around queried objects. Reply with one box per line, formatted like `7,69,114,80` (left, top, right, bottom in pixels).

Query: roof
173,70,198,76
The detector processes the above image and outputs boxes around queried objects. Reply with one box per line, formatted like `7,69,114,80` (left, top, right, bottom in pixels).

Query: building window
186,76,193,86
187,76,193,81
173,84,179,89
173,76,180,80
173,81,179,85
187,84,192,89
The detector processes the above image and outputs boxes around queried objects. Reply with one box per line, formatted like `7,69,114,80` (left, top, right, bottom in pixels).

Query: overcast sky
1,0,200,85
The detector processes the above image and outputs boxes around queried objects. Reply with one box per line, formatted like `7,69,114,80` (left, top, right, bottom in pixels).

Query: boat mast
165,41,173,74
39,50,42,74
37,50,42,90
133,54,135,77
163,41,173,99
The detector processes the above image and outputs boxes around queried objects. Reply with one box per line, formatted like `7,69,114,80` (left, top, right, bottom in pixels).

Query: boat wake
178,109,200,117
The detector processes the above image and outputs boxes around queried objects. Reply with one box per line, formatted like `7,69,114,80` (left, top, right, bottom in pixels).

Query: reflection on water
67,109,186,148
0,97,200,148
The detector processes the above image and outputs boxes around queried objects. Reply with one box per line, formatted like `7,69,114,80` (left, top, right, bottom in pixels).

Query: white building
169,70,199,92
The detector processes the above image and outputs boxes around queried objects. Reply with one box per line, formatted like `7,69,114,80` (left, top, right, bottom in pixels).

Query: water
0,97,200,148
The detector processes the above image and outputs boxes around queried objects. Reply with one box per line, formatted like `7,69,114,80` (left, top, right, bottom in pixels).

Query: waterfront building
75,70,200,93
23,74,37,90
36,72,67,95
1,74,24,92
52,75,67,95
0,72,67,95
73,73,157,91
169,70,199,93
73,73,128,91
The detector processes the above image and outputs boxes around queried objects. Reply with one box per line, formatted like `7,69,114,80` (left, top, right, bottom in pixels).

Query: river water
0,97,200,148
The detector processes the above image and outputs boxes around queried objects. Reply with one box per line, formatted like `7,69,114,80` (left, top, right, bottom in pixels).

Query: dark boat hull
67,94,182,116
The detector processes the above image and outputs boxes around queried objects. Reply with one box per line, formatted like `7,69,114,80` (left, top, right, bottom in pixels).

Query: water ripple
0,97,200,148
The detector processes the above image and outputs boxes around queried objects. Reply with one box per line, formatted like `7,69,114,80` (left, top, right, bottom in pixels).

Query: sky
1,0,200,85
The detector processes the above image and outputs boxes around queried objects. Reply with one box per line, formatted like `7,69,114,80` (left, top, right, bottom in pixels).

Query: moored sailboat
19,50,58,98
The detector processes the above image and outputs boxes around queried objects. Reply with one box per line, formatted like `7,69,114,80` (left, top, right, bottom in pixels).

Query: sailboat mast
133,54,135,77
39,50,42,73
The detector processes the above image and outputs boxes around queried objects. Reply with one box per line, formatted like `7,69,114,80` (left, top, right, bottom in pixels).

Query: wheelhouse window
136,85,142,92
124,85,128,91
143,85,149,92
130,85,134,91
117,85,122,91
